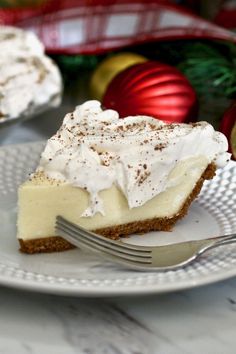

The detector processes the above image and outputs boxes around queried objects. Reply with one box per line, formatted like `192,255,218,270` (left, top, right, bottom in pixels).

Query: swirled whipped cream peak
37,100,231,217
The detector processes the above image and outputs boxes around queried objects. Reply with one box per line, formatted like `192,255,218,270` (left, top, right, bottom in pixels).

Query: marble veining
0,279,236,354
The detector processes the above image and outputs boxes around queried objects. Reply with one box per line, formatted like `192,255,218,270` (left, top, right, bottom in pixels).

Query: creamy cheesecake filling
36,100,230,217
18,156,210,240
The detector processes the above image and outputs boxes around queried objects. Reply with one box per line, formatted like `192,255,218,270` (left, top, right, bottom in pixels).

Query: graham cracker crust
19,163,216,254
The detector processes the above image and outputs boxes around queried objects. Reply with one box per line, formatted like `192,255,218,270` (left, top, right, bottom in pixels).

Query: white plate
0,142,236,297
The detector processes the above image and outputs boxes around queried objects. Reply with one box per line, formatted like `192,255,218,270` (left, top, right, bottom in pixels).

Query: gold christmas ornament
220,102,236,160
90,52,147,100
231,123,236,159
0,0,46,6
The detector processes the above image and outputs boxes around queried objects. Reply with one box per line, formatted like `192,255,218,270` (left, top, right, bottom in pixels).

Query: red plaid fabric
0,0,235,54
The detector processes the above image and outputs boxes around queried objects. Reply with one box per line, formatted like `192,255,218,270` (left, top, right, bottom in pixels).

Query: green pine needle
51,54,99,82
178,43,236,98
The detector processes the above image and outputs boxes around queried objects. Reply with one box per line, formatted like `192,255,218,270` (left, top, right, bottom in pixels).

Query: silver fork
55,216,236,271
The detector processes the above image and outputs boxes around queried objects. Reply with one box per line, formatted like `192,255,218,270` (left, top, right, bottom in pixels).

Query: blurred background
0,0,235,157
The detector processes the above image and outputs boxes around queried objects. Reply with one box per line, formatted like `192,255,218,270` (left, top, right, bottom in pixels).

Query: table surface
1,99,236,354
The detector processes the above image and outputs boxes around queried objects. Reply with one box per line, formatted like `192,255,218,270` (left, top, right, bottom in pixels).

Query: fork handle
197,233,236,257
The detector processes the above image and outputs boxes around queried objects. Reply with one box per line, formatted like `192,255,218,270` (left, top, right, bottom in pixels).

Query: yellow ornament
90,52,147,101
231,122,236,159
0,0,46,7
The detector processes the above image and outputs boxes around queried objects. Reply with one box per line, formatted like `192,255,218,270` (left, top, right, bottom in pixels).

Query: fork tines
56,216,152,264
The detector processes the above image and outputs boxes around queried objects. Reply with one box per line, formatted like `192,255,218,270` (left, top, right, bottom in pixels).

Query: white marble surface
1,280,236,354
1,105,236,354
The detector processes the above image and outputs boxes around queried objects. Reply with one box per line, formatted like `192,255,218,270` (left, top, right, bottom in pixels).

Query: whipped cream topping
0,26,44,58
0,26,62,120
38,100,231,217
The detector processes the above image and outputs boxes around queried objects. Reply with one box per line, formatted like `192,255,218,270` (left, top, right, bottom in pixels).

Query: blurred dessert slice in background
0,25,62,123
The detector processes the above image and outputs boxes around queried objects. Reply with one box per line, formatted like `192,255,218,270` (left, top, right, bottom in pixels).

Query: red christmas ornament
103,61,197,123
220,102,236,160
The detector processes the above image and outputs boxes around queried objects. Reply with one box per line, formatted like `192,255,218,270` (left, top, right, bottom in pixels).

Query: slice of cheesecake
17,101,230,253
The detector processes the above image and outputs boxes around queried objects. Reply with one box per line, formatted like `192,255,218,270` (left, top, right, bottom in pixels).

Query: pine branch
177,43,236,99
